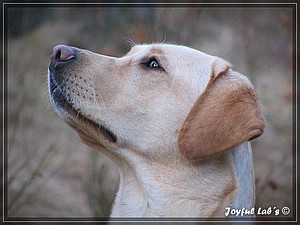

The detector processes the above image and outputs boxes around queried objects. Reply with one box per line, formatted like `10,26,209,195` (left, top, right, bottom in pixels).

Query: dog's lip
49,73,58,93
49,73,117,143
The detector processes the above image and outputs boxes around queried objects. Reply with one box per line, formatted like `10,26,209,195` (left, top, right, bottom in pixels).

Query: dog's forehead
127,44,214,61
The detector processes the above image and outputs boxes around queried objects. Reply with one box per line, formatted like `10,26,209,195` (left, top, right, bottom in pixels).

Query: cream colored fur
48,43,264,217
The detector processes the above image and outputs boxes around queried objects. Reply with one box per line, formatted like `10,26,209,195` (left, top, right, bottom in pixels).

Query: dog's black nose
52,44,76,62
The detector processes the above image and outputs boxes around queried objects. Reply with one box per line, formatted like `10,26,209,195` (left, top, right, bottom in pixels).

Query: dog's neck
109,146,249,217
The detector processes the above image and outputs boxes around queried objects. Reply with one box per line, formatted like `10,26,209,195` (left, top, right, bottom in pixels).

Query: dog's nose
52,44,76,62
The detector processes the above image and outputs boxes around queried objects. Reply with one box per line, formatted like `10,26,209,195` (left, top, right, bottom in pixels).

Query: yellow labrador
48,43,264,217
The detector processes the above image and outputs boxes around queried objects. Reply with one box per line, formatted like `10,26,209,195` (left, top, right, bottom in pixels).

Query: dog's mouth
49,72,117,144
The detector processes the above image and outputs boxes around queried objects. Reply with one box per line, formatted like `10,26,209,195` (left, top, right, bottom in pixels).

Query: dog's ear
178,58,265,161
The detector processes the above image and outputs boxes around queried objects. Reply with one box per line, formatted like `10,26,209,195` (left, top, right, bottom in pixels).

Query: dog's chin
77,132,109,151
49,73,117,146
70,123,107,150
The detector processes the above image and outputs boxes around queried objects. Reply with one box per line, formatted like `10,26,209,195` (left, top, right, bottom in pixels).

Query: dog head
48,43,264,162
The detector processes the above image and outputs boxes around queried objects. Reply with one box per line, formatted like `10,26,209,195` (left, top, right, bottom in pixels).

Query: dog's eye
148,60,160,69
144,58,160,69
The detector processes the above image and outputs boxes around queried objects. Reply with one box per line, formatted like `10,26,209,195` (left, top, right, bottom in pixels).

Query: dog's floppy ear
178,58,265,161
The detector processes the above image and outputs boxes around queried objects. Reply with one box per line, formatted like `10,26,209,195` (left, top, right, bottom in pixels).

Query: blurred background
5,5,294,219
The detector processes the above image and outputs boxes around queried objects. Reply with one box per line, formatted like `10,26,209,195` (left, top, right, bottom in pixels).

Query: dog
48,43,264,217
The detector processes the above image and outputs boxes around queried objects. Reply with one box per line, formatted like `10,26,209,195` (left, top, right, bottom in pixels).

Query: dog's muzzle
48,45,117,143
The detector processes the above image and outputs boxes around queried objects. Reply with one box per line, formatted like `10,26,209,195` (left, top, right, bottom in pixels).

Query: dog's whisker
93,88,110,112
123,37,136,47
90,87,101,110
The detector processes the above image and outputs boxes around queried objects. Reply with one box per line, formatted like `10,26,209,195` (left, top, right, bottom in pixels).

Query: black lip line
49,72,65,97
99,125,117,143
49,73,117,143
